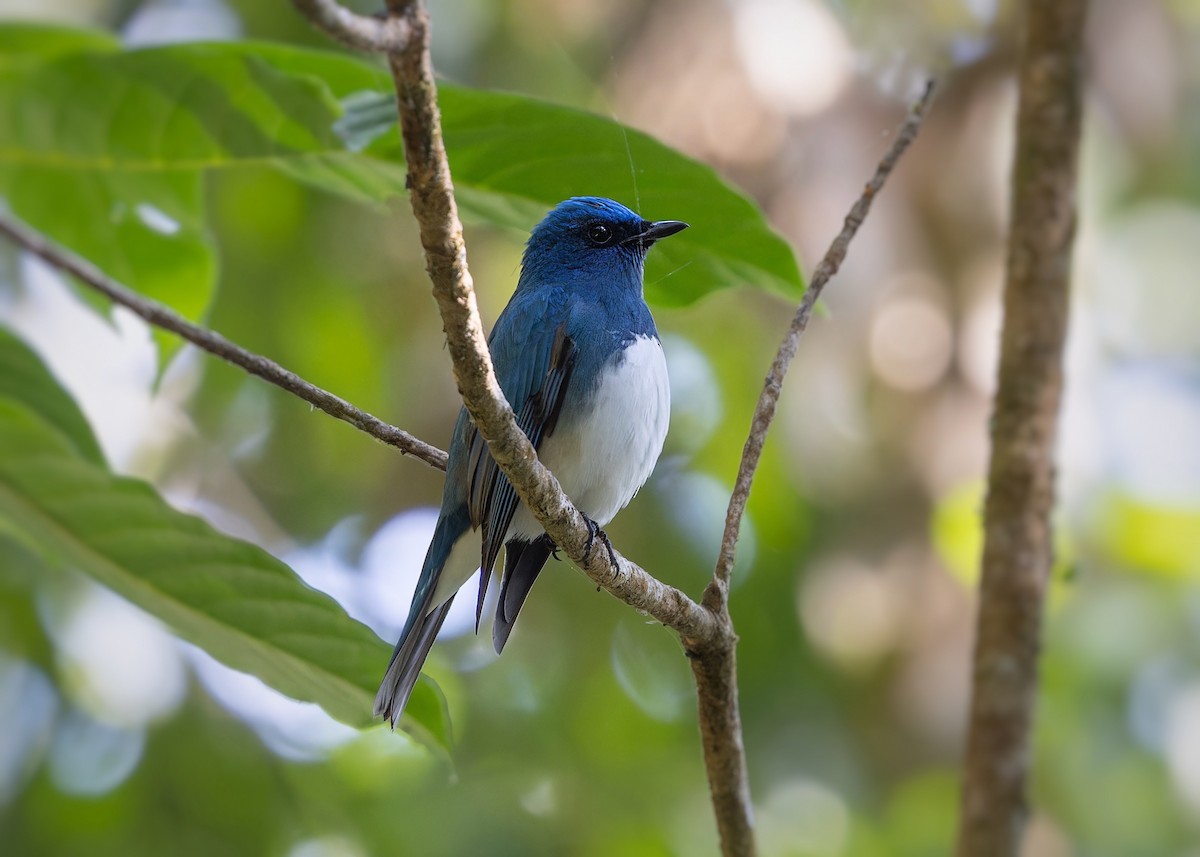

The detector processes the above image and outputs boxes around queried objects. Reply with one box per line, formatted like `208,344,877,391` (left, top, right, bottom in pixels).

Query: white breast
430,336,669,610
510,335,670,538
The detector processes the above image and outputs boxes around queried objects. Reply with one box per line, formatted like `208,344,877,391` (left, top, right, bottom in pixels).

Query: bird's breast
511,335,670,536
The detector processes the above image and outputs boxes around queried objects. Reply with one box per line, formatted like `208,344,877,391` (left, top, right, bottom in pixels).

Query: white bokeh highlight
45,584,187,728
732,0,852,117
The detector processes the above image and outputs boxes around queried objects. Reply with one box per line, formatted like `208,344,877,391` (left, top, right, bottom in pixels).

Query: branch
711,79,935,599
291,0,411,53
0,213,448,472
955,2,1087,855
685,81,936,857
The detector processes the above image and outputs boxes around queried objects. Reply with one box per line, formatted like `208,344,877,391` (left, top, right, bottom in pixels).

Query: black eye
586,223,613,245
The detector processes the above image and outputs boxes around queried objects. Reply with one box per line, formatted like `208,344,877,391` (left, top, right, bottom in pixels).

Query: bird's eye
586,223,613,246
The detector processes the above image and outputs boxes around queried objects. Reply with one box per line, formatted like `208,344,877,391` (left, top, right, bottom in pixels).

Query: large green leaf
0,44,348,167
0,22,118,70
440,86,802,305
0,327,105,467
0,30,802,306
0,27,217,365
0,328,449,747
0,166,214,364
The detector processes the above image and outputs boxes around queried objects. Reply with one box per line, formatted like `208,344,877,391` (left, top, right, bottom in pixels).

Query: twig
712,79,936,597
684,82,935,856
955,2,1086,856
0,213,448,472
291,0,411,53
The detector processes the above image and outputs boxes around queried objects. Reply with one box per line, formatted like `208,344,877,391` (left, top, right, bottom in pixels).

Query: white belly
431,335,669,609
510,334,670,536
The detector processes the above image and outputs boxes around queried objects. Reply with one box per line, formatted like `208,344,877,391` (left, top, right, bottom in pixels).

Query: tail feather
375,510,469,728
374,597,455,728
493,535,554,653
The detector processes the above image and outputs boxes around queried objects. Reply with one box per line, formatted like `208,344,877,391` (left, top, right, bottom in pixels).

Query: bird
375,196,687,727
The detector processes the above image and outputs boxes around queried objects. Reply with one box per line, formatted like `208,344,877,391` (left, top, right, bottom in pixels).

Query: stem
955,1,1087,854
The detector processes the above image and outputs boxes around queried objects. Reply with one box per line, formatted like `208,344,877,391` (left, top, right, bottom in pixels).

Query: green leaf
439,86,803,305
0,34,802,306
0,44,350,169
0,536,57,670
0,327,105,466
0,167,214,364
0,330,449,747
0,31,218,365
0,22,118,70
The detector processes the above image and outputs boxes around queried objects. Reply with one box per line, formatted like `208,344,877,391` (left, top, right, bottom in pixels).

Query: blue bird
375,197,687,726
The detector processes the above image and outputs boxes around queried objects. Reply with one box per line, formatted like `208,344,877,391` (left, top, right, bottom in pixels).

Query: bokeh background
2,0,1199,855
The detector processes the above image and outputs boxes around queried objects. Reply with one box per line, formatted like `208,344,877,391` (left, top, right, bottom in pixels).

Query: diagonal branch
711,79,936,600
0,213,448,471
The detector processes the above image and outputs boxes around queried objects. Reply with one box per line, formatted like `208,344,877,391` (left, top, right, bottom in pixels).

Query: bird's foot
550,543,563,561
581,516,619,569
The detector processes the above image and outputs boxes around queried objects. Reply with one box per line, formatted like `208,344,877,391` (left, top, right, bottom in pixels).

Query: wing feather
466,322,577,628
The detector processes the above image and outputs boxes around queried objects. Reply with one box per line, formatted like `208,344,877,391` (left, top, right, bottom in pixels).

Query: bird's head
519,197,688,291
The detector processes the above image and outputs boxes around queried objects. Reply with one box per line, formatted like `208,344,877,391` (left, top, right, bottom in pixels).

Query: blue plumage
375,197,687,726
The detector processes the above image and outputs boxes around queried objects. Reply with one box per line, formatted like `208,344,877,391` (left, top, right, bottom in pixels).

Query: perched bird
375,197,687,726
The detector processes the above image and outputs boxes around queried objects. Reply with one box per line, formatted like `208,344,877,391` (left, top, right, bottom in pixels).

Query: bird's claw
581,516,618,569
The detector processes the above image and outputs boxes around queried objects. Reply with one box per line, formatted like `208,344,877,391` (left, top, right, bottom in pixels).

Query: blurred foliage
0,328,448,739
2,1,1200,856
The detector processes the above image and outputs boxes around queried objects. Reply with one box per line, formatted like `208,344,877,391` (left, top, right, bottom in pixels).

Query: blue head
518,197,687,295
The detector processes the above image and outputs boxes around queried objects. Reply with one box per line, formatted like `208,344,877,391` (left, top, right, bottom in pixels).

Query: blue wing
464,289,577,626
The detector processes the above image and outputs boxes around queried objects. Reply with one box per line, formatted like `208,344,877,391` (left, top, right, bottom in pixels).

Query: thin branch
685,81,936,857
956,2,1087,855
711,79,936,600
375,0,720,641
290,0,411,53
0,213,448,472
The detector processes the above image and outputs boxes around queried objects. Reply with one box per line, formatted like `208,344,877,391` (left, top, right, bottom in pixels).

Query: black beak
626,219,689,248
